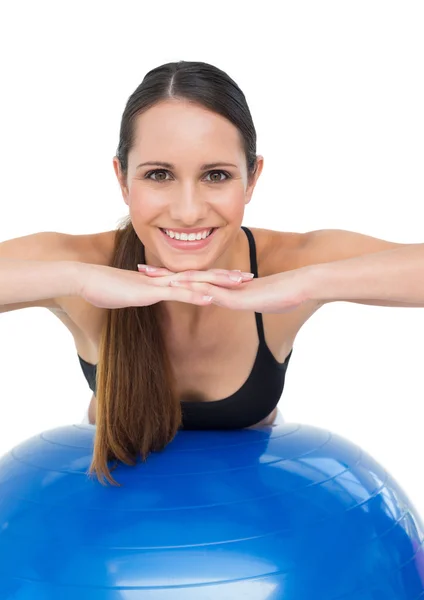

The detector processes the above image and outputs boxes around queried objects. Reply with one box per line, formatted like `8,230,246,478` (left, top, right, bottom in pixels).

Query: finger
139,265,254,281
140,272,238,290
168,271,252,288
168,280,225,305
211,269,255,280
140,267,235,280
137,265,175,276
170,277,239,289
159,285,214,306
168,280,251,310
138,265,238,275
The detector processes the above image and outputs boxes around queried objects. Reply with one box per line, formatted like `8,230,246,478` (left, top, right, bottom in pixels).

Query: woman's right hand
77,263,213,309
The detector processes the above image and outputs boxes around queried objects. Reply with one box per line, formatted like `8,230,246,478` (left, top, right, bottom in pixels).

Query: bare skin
52,98,322,425
53,226,321,427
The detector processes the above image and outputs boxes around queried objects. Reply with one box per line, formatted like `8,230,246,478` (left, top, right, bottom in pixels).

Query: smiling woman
2,59,420,492
85,60,267,486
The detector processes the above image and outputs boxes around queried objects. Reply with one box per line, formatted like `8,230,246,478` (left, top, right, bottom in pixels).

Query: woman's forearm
308,243,424,306
0,259,83,307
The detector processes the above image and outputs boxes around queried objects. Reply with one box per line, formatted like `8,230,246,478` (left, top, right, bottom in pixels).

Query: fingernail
203,296,214,302
145,266,158,272
242,272,254,279
229,274,243,282
137,264,147,270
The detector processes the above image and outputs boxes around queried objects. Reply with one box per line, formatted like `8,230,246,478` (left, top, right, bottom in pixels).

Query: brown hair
87,60,258,486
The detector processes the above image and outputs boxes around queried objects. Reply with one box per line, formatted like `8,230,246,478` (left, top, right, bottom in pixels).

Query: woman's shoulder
249,226,309,276
76,230,118,266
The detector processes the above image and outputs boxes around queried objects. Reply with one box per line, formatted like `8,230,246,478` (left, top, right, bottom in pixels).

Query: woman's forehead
133,101,242,151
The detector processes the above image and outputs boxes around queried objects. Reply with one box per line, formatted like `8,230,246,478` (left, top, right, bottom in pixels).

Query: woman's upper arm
0,231,79,313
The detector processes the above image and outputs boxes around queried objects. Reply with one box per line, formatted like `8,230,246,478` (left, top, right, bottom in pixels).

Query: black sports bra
78,226,293,429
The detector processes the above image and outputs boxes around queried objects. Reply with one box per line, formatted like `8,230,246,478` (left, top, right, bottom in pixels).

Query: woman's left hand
138,264,316,314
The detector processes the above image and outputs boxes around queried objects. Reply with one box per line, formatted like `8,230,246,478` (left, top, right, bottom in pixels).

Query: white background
1,1,423,514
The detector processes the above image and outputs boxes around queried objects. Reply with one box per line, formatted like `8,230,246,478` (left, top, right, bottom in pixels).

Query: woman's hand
141,265,316,314
137,264,255,287
77,263,218,309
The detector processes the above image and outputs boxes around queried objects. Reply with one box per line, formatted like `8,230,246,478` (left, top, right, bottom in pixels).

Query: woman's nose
169,191,208,223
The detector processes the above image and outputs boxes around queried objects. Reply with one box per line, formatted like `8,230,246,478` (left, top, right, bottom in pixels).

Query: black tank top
77,226,293,429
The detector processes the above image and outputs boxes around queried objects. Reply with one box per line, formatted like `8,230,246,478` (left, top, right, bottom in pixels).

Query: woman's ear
245,155,264,205
112,156,130,206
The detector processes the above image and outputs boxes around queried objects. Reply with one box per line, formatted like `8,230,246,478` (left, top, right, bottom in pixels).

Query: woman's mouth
158,227,218,250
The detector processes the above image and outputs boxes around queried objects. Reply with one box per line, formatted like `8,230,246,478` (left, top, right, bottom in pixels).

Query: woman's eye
145,169,169,182
144,169,231,183
206,170,230,183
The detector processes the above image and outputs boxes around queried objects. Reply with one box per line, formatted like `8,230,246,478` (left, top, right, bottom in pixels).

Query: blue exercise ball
0,422,423,599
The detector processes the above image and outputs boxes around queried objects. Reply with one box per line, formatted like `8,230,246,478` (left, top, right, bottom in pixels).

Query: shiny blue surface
0,422,423,599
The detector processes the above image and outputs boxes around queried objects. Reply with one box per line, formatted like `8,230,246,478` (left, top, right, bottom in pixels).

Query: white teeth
164,228,213,241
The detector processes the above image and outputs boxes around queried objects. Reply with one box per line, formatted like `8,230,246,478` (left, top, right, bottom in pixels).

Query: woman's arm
0,232,84,310
309,242,424,307
0,258,82,308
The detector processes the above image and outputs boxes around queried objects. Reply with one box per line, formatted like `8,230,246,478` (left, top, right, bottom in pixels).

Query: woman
1,60,423,487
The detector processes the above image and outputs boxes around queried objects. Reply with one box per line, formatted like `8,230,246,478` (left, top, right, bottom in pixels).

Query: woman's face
113,99,263,272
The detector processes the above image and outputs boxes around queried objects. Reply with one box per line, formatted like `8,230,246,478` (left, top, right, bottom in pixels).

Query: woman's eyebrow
136,161,238,170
